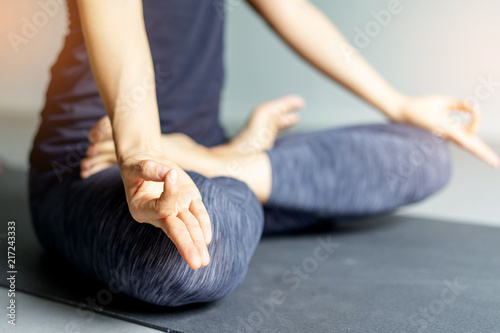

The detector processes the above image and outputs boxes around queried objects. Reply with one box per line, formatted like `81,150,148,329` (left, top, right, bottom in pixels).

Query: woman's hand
395,95,499,168
119,153,212,270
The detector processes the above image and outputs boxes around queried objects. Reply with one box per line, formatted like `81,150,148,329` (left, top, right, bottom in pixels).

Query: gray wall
221,0,500,139
1,0,499,141
0,1,67,116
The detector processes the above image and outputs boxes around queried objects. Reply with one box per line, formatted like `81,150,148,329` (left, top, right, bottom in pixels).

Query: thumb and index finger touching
131,159,180,218
444,99,499,168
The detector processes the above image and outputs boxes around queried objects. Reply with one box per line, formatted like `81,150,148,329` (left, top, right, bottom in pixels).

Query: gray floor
0,115,499,332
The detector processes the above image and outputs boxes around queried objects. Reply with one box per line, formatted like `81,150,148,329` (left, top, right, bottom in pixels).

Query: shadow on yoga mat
1,168,500,333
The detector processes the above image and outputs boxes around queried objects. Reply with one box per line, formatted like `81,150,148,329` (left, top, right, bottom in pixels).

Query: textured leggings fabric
29,123,451,306
263,123,451,234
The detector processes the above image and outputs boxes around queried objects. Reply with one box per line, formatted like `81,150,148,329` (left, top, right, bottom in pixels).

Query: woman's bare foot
80,95,304,201
81,117,215,179
81,117,273,202
81,94,305,177
213,95,304,154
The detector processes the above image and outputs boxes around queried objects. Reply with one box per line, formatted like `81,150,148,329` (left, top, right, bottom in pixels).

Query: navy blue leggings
29,123,451,306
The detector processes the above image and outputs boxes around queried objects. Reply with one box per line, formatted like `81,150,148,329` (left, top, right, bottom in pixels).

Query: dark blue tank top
30,0,226,174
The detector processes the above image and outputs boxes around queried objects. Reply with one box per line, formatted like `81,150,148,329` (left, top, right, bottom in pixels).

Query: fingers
178,210,210,267
444,99,497,167
131,159,170,182
158,172,211,268
158,196,210,269
162,215,203,270
161,171,209,267
190,198,212,245
450,100,480,134
157,169,179,216
140,169,179,220
123,158,212,269
446,126,500,169
151,171,210,269
162,210,210,269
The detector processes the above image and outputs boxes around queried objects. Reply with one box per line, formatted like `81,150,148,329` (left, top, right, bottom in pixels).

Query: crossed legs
30,96,451,306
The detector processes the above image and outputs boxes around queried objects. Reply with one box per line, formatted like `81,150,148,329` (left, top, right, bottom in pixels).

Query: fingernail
203,250,210,266
191,256,202,270
169,169,178,183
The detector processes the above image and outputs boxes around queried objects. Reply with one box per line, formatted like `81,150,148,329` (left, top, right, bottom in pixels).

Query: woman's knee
318,123,452,204
36,167,265,307
129,173,264,307
417,133,451,198
388,125,452,203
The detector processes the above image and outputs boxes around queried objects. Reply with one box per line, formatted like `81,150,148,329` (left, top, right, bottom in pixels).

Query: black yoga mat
1,168,500,333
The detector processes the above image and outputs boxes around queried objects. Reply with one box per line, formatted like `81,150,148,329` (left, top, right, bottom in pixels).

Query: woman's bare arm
77,0,162,160
76,0,212,270
247,0,499,167
247,0,404,118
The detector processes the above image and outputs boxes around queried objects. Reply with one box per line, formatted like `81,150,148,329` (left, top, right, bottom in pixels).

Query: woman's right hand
119,153,212,270
75,0,211,270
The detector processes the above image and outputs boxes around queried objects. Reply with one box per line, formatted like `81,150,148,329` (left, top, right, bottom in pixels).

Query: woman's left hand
395,95,499,168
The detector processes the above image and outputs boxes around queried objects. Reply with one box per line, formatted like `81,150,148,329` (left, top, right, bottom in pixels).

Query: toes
279,112,301,128
86,141,116,157
231,95,305,154
81,138,118,179
272,95,305,116
81,153,117,174
254,95,305,122
80,162,115,179
279,95,306,110
269,96,303,130
89,116,113,144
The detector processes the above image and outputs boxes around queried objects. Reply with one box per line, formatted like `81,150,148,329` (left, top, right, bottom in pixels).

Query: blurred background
1,0,499,169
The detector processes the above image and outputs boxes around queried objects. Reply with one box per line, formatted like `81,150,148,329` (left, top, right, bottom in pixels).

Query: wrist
381,91,408,122
114,129,164,166
111,113,164,166
116,144,164,167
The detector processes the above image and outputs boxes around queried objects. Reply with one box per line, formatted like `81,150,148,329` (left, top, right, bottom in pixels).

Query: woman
29,0,498,307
